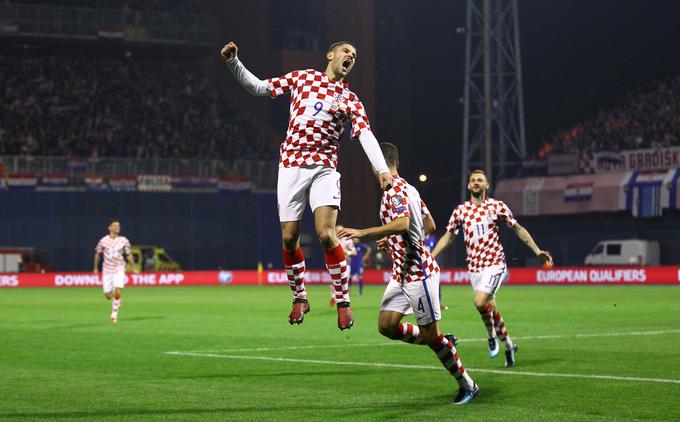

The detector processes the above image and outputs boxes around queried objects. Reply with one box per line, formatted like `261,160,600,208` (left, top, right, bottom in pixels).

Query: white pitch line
164,351,680,385
187,328,680,353
189,342,399,353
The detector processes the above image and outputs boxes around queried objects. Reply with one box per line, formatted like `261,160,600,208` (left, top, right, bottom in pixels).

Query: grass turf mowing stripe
185,328,680,353
164,351,680,385
3,286,679,420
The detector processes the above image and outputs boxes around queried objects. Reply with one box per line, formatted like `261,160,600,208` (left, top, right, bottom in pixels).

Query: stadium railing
0,155,278,190
0,3,213,45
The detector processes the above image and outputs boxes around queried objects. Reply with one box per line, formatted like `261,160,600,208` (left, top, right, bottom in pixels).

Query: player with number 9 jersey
221,40,392,331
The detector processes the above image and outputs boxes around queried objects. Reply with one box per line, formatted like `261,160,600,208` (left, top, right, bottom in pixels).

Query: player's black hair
380,142,399,167
108,219,120,227
327,41,357,54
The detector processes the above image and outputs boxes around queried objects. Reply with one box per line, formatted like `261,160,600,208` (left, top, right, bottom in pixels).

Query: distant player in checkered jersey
431,170,553,367
338,143,479,405
221,41,392,330
93,220,137,323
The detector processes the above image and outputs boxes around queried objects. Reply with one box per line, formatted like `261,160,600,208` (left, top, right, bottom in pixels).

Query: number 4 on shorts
417,298,425,313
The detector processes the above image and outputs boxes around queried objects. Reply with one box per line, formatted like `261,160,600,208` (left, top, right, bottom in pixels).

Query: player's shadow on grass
47,316,164,330
119,316,165,322
503,358,560,368
0,400,461,419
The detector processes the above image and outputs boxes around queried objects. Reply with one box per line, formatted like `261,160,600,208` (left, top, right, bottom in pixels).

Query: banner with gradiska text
588,146,680,173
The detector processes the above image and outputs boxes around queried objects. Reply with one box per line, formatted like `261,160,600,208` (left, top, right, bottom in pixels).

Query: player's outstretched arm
357,131,392,189
93,253,100,275
512,223,553,267
220,41,270,96
431,231,455,259
126,253,139,274
338,217,408,242
423,214,436,236
362,244,373,264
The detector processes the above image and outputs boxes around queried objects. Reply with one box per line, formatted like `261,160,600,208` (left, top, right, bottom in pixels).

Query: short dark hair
380,142,399,167
108,219,120,227
327,41,357,54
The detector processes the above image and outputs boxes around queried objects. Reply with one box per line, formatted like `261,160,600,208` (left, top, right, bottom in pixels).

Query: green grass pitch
1,285,679,421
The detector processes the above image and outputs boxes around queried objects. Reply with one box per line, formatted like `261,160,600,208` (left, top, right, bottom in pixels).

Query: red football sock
396,322,425,344
112,295,122,313
478,303,496,338
429,334,475,389
493,309,513,349
324,244,349,304
283,247,307,300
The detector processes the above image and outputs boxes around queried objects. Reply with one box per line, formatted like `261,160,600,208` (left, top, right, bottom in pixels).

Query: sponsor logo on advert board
218,271,233,285
537,268,646,284
55,274,101,287
267,271,332,284
129,273,185,286
0,275,20,287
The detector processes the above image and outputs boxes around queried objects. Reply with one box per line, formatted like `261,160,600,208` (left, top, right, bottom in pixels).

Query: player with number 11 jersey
432,170,553,368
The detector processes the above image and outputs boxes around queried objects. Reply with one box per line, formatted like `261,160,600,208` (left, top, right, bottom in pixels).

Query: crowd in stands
0,50,277,161
537,74,680,159
7,0,202,13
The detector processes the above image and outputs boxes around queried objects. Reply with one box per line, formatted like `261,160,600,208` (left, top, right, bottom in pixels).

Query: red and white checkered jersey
95,235,131,274
420,199,430,218
446,198,517,272
339,236,356,261
380,176,439,284
266,69,371,169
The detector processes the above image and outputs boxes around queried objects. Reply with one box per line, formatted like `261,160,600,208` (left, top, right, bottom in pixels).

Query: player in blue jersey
349,239,371,295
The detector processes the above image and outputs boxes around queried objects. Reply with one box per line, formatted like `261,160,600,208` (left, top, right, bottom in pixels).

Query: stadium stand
6,0,203,13
0,48,278,161
536,74,680,159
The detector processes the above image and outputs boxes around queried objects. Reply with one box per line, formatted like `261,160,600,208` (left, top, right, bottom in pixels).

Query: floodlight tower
460,0,526,199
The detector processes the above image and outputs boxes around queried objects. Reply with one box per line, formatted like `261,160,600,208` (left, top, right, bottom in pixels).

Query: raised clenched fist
221,42,238,61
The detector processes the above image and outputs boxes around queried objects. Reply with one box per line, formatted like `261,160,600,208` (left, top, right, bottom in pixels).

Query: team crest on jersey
390,195,403,207
330,94,342,111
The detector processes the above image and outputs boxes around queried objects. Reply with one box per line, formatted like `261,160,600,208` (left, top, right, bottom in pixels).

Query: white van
584,240,660,266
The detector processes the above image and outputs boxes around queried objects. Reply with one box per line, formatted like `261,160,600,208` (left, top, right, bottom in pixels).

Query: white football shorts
469,264,508,297
277,166,341,222
380,271,441,326
102,271,126,293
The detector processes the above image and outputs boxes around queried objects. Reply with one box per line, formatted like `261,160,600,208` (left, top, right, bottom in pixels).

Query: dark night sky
210,0,679,217
376,0,680,193
520,0,680,144
369,0,680,265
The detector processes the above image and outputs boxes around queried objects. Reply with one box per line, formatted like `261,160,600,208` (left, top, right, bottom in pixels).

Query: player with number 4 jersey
338,143,478,405
221,40,392,330
431,170,553,368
